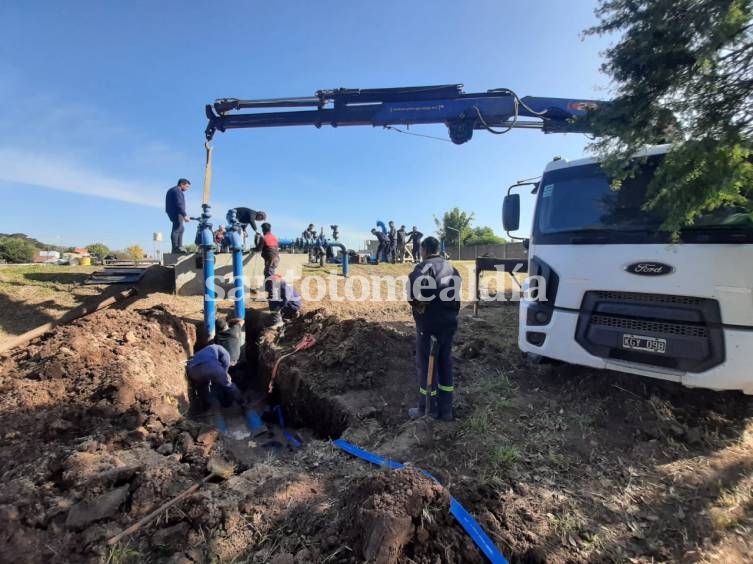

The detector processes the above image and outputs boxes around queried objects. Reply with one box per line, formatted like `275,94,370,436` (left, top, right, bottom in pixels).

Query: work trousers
170,218,184,253
376,242,388,263
415,324,456,418
263,255,281,300
412,243,420,263
187,362,241,408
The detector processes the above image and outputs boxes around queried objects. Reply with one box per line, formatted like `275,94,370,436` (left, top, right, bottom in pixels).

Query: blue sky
0,1,611,253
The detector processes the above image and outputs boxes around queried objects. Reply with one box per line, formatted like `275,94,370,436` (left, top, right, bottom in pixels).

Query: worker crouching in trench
186,317,246,412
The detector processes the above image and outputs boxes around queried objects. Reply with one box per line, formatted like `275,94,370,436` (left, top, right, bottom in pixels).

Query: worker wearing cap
187,343,243,410
408,226,423,263
254,222,280,301
406,236,461,421
165,178,191,253
268,273,303,327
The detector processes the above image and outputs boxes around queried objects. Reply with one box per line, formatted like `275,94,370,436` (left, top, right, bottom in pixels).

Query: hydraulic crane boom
205,83,600,144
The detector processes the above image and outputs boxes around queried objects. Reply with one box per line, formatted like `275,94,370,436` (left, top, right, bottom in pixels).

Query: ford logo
625,262,674,276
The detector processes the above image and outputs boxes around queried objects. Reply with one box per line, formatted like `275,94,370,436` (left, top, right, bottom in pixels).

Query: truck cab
504,145,753,393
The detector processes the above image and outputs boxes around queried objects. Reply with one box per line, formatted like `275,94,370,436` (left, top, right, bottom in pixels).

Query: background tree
434,207,475,248
184,243,198,253
586,0,753,233
0,237,37,263
464,226,507,246
126,245,145,262
86,243,110,259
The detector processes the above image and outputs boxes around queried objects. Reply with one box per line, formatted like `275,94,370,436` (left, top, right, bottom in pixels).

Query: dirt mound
0,306,204,562
343,467,481,564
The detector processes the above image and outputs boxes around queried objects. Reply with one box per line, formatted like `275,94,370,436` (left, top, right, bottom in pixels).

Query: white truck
503,145,753,394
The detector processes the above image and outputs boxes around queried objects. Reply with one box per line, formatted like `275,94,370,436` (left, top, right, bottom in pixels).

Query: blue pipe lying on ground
332,438,509,564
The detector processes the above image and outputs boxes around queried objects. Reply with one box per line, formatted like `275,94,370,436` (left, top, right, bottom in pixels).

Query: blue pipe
225,209,245,320
327,243,349,278
332,439,509,564
198,204,216,341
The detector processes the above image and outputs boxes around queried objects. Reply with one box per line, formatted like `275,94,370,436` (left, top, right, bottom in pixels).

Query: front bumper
518,301,753,394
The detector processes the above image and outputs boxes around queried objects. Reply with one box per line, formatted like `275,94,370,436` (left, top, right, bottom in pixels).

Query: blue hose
332,438,509,564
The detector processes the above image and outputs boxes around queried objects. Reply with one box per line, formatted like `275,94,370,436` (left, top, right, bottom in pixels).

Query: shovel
425,335,439,417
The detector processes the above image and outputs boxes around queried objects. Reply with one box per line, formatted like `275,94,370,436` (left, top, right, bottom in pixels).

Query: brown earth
0,263,752,563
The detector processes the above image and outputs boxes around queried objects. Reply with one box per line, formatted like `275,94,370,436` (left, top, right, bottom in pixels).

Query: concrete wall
164,252,308,296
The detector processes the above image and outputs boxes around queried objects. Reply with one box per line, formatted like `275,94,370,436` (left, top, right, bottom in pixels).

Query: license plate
622,334,667,354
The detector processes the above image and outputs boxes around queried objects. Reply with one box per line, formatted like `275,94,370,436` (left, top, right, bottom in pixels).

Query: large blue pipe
327,243,349,278
198,204,216,341
225,209,245,321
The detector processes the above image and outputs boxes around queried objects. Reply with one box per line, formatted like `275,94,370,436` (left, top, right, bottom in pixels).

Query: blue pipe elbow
327,243,348,278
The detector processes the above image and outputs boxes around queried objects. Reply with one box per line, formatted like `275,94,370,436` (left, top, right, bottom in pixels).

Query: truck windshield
534,157,753,244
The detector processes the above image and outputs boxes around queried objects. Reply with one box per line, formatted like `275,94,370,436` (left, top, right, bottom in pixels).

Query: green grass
477,370,516,396
105,544,143,564
492,445,521,467
494,397,514,411
0,264,96,291
464,406,493,434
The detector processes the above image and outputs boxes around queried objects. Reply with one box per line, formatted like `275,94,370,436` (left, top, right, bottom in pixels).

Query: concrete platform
163,252,308,297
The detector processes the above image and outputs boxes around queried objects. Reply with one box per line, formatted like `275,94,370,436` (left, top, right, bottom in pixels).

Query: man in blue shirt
165,178,191,253
187,343,244,410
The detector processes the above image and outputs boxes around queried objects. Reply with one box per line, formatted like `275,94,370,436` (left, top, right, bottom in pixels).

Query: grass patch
464,407,493,434
492,445,520,467
572,413,595,431
478,370,516,396
494,397,514,411
105,544,143,564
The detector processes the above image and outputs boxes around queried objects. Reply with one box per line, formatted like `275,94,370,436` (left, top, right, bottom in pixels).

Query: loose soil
0,263,752,563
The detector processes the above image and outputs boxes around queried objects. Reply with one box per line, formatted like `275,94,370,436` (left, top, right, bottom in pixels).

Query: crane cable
384,125,452,143
202,141,213,206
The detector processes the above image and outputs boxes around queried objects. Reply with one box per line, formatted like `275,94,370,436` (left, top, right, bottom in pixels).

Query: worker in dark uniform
187,343,244,410
371,228,389,264
215,317,243,365
254,222,280,301
233,207,266,233
408,226,423,263
388,221,397,263
396,225,407,263
407,236,461,421
268,273,303,326
164,178,191,253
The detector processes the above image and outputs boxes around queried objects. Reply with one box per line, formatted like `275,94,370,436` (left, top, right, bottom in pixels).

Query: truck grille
589,291,706,306
590,315,709,338
576,291,724,373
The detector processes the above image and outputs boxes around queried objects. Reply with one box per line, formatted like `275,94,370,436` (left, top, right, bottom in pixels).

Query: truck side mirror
502,194,520,232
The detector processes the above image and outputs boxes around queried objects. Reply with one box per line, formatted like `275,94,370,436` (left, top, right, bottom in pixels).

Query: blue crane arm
205,84,601,144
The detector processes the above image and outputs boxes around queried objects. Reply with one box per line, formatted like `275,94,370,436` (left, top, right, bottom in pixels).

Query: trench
244,308,352,440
